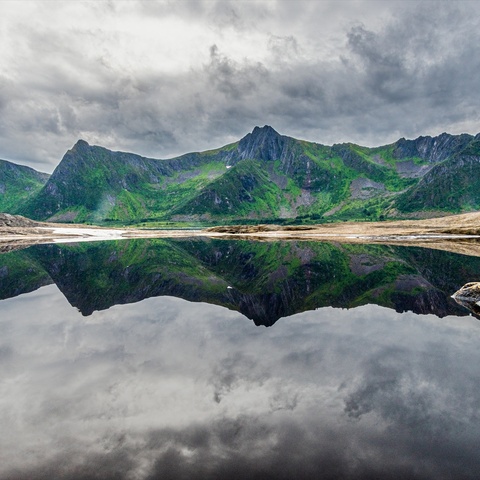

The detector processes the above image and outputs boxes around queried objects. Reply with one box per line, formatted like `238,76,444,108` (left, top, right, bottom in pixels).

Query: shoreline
1,211,480,256
1,218,480,257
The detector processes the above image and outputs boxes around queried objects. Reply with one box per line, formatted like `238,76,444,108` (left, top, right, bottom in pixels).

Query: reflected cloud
0,288,480,479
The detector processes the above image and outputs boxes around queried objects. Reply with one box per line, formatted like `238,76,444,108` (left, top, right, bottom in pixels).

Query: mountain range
2,126,480,224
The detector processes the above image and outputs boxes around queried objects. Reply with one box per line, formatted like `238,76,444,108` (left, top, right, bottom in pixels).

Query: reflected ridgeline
0,238,478,325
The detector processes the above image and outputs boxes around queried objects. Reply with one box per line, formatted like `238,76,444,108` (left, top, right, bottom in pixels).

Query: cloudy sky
1,0,480,173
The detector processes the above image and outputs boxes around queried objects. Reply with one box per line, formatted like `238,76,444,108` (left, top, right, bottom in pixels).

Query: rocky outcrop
226,125,304,176
452,282,480,316
453,282,480,300
350,177,385,199
393,133,473,163
0,213,43,228
236,125,287,161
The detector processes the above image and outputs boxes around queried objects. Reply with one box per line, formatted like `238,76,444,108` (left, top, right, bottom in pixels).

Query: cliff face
3,125,480,223
392,133,474,163
235,125,288,162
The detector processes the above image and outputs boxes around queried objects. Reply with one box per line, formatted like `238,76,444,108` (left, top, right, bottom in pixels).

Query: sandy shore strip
0,225,479,258
2,211,480,256
40,226,128,243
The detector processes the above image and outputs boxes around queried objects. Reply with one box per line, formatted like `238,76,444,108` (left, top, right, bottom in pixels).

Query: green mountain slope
19,139,235,223
2,126,479,224
172,159,284,220
394,136,480,214
0,159,49,212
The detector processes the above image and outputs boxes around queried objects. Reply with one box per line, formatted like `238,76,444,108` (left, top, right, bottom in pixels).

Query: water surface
1,239,479,479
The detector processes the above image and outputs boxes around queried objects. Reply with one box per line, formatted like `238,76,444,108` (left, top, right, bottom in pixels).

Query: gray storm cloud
1,0,479,172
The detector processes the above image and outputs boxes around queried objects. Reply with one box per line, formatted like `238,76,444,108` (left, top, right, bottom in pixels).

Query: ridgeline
2,126,480,226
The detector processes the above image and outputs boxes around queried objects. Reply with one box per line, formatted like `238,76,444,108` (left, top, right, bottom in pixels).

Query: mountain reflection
0,238,478,325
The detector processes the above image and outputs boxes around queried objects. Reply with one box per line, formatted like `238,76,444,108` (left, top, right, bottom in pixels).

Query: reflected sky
1,284,479,479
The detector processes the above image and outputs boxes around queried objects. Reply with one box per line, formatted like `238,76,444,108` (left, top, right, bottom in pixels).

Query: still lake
1,238,480,480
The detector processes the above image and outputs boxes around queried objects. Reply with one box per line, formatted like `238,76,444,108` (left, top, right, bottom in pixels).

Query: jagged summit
245,125,282,143
393,132,473,163
251,125,280,136
74,139,90,147
70,139,91,153
237,125,287,161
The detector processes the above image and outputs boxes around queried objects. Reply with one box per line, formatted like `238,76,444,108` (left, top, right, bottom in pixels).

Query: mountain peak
237,125,286,161
71,139,90,152
251,125,279,136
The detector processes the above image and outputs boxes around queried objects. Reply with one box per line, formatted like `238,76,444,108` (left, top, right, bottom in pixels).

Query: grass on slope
0,160,49,213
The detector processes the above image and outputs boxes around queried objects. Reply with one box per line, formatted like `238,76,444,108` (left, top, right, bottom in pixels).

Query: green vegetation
174,160,283,219
395,154,480,213
0,160,49,212
2,127,480,225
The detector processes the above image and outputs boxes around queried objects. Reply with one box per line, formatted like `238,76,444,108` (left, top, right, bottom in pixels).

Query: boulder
452,282,480,316
453,282,480,300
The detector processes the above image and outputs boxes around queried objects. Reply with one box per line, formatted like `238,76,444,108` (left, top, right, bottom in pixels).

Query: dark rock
393,133,473,163
236,125,286,161
452,282,480,317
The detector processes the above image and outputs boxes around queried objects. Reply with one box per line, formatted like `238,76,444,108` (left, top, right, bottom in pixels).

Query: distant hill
0,159,49,212
2,126,480,224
